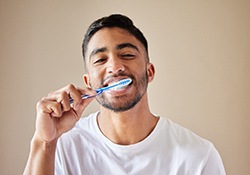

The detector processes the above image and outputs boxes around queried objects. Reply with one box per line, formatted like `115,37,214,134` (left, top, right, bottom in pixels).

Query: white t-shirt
55,112,226,175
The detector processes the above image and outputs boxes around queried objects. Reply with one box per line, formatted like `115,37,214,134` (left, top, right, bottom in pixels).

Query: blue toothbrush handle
69,78,131,104
69,90,102,104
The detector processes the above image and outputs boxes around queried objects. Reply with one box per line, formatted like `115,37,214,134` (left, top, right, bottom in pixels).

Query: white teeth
108,82,117,86
106,78,132,91
110,84,128,90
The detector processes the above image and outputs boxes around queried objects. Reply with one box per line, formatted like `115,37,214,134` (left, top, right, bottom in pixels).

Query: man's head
82,14,149,64
82,14,155,113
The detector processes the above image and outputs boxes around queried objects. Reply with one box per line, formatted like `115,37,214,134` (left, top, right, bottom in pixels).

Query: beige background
0,0,249,174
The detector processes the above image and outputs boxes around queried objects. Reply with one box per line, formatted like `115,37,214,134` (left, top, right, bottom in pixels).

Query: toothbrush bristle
106,78,132,90
120,78,132,85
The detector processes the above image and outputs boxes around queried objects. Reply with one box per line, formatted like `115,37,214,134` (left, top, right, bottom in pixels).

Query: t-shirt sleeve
201,145,226,175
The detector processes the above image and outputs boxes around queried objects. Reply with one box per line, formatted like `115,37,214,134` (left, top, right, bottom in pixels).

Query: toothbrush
69,78,132,104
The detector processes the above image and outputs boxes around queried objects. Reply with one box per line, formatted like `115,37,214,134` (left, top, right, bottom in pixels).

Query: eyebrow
89,47,107,60
116,43,139,52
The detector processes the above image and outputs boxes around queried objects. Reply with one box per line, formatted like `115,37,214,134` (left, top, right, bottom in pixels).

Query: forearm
24,84,92,174
23,136,58,175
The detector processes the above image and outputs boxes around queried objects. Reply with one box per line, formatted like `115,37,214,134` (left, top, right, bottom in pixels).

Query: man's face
84,27,154,112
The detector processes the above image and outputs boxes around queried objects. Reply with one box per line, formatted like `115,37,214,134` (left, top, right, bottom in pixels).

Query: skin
23,27,158,174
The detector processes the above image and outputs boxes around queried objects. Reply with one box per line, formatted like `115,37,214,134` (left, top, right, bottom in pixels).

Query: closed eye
121,54,135,59
93,58,107,64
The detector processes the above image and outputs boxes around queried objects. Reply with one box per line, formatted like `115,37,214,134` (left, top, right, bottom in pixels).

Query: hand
34,84,95,143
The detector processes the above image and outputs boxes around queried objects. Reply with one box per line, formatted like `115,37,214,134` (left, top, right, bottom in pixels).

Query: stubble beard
96,71,148,113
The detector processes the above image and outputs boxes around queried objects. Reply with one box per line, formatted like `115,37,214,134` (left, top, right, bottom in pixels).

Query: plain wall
0,0,249,174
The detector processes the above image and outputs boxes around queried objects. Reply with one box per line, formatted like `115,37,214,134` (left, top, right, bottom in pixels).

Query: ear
147,63,155,83
83,74,91,88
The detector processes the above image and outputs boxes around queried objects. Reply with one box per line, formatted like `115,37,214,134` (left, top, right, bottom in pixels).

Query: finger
48,84,82,102
44,85,81,109
50,102,63,117
43,84,95,114
77,87,96,95
64,84,82,107
37,99,63,117
69,87,96,109
74,97,95,117
42,92,70,113
57,91,71,112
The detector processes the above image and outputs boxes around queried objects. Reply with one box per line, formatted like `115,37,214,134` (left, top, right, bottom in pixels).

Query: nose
106,55,125,74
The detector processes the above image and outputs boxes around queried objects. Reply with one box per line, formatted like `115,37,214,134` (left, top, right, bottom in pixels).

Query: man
24,14,226,175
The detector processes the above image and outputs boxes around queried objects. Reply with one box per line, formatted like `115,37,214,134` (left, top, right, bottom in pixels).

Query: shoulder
159,117,226,172
160,117,211,145
159,117,214,158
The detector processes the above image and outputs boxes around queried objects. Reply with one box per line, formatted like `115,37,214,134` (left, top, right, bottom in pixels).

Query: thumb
74,97,94,117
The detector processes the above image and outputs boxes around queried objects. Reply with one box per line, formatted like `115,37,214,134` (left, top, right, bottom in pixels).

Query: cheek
88,69,103,88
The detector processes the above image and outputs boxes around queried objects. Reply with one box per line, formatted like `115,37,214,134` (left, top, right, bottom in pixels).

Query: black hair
82,14,148,64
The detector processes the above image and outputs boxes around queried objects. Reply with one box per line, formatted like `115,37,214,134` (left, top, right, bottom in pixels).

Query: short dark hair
82,14,148,64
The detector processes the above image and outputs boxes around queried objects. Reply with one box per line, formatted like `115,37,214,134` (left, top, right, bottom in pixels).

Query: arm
23,136,58,175
23,84,94,175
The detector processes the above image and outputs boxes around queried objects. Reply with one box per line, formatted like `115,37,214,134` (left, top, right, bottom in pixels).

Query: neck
97,94,159,145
